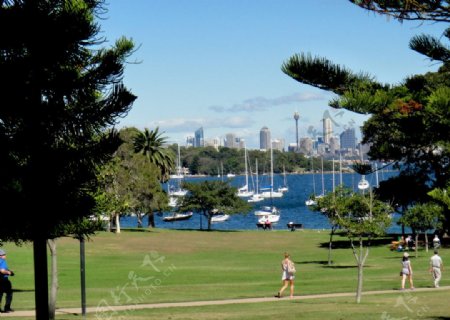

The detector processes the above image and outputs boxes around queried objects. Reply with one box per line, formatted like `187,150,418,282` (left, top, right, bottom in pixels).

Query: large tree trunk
34,238,50,320
327,226,336,265
47,239,58,320
147,209,155,228
115,213,121,234
207,214,212,230
415,233,419,258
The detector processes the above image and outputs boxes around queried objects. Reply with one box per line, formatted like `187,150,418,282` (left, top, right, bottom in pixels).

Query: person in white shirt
433,234,441,249
429,250,444,288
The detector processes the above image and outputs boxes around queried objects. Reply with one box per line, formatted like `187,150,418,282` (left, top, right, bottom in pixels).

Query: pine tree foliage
0,0,136,242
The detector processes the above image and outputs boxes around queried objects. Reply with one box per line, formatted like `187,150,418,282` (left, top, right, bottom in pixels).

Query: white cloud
209,92,328,113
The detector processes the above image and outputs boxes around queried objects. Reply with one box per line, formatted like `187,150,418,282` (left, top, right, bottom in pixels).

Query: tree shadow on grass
319,238,394,249
295,260,357,269
13,289,34,293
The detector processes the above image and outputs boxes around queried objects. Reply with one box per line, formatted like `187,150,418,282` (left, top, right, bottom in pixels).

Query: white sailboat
260,145,283,198
306,156,324,206
248,158,264,203
277,165,289,193
255,143,281,224
168,144,187,206
237,144,254,198
169,144,184,179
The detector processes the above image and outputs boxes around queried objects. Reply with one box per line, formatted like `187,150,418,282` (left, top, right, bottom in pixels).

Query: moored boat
163,211,193,222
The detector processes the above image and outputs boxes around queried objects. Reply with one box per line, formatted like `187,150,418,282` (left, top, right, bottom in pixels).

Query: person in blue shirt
0,249,14,313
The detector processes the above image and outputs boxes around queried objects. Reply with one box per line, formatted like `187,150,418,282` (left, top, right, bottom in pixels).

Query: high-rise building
259,126,271,150
194,127,204,147
225,133,237,149
340,128,356,150
186,136,195,147
272,139,284,152
299,137,313,155
323,118,333,144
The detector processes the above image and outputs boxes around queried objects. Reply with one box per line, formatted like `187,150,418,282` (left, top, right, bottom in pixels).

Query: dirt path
3,286,449,318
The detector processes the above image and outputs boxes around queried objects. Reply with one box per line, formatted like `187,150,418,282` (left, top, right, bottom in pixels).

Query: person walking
0,249,14,313
400,252,414,290
429,250,444,288
433,234,441,249
275,252,295,298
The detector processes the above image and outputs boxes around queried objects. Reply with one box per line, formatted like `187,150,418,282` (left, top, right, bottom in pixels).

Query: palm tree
133,128,174,227
133,127,175,183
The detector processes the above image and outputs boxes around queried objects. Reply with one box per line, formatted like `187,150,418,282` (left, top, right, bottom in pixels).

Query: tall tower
323,118,332,144
259,126,271,150
293,111,299,151
194,127,204,147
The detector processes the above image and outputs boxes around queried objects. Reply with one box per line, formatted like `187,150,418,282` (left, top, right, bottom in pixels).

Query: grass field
2,228,448,319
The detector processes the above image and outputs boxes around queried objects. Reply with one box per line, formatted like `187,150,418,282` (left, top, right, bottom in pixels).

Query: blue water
120,167,402,232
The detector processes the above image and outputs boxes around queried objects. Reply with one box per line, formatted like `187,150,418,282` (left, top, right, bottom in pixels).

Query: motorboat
211,214,230,222
358,176,370,190
254,206,279,216
257,213,280,224
163,211,193,222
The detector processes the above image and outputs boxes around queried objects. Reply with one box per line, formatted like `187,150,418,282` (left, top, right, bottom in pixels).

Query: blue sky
101,1,445,149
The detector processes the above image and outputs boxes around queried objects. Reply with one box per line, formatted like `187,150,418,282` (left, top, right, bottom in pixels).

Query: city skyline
101,1,445,148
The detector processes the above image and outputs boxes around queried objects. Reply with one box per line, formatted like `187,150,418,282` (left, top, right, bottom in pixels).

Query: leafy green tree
178,180,252,230
339,190,392,303
0,1,136,317
281,9,450,229
399,203,444,256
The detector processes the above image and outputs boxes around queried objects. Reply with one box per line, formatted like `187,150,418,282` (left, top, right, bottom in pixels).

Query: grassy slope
3,228,448,319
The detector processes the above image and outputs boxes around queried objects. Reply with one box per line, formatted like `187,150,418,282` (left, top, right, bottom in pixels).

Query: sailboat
305,156,324,206
255,143,281,224
260,145,283,199
163,211,193,222
277,165,289,193
169,144,184,179
237,143,254,198
168,144,187,207
248,158,264,203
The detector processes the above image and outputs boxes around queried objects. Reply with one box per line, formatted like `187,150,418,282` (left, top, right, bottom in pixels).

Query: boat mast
321,156,325,195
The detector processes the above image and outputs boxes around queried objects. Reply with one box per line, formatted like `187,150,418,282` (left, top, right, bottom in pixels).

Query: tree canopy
0,0,136,242
282,3,450,230
178,180,252,230
349,0,450,23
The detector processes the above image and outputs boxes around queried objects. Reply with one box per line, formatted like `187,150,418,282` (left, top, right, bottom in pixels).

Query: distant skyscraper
225,133,237,148
323,118,333,144
259,126,271,150
186,136,195,147
194,127,204,147
340,128,356,150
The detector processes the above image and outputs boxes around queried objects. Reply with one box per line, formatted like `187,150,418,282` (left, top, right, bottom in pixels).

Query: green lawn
2,228,448,319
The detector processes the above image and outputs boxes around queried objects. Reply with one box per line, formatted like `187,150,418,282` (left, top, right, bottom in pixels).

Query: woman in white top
401,252,414,290
275,252,295,298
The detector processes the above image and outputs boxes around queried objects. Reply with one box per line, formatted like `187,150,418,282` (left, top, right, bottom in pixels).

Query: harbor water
120,167,402,232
